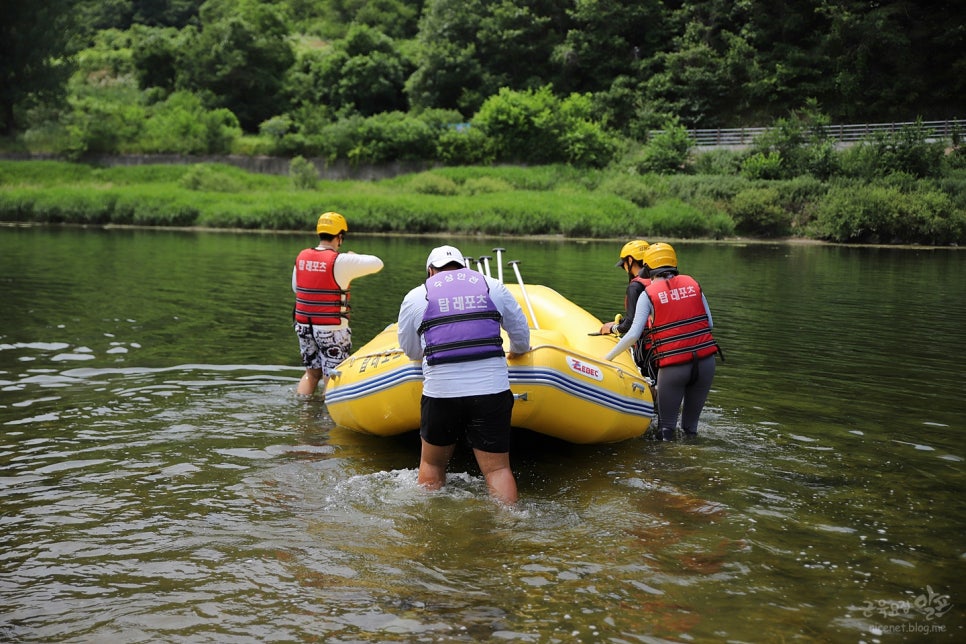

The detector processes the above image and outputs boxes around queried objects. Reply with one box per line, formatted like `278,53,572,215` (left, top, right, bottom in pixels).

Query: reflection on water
1,228,963,642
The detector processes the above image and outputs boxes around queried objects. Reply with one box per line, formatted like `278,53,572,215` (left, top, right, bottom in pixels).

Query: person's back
397,245,530,504
292,211,383,396
604,242,719,440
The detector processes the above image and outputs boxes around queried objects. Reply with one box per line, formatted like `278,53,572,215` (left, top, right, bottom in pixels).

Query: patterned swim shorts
294,323,352,373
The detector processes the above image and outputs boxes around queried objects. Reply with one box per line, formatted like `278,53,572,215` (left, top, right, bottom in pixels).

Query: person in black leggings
604,242,720,440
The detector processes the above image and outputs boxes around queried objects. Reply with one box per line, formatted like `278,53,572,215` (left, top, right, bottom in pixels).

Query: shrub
666,174,748,202
435,125,495,166
936,174,966,211
461,176,513,195
693,149,743,175
840,120,948,179
815,182,966,244
558,93,621,167
740,151,783,180
408,172,459,195
943,146,966,172
745,106,838,178
885,120,948,178
636,119,694,174
560,117,620,168
61,96,146,158
472,86,619,167
13,187,117,223
805,139,841,180
903,189,966,245
596,173,660,207
178,165,245,192
643,199,734,238
289,156,319,190
838,143,881,180
729,187,790,237
473,86,564,164
345,111,436,164
138,91,241,154
770,176,828,230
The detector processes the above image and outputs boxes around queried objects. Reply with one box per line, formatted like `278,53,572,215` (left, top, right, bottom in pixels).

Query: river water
1,226,963,642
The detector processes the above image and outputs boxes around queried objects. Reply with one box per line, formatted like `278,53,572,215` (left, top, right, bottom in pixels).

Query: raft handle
514,392,529,402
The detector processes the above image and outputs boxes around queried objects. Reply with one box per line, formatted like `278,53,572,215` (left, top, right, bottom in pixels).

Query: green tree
74,0,204,31
0,0,79,135
139,91,240,154
178,0,295,131
293,24,411,117
820,0,966,121
326,0,423,39
473,85,618,167
641,20,757,128
406,0,567,115
553,0,668,94
129,25,184,91
722,0,832,122
131,0,204,27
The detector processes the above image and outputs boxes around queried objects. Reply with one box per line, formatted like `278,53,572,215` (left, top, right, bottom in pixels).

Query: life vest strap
657,340,719,360
649,314,709,335
651,327,713,348
417,311,503,335
424,338,506,365
424,337,504,355
295,287,348,296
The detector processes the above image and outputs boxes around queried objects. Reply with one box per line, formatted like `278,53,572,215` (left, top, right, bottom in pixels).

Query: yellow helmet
615,239,650,268
316,211,348,235
642,242,678,272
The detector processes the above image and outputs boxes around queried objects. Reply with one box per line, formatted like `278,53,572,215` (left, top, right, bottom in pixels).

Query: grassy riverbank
1,160,964,244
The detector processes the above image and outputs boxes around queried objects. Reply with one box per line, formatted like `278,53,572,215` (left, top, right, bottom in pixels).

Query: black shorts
420,390,515,453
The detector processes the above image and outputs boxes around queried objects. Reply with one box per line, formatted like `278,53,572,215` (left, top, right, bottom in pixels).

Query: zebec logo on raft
567,357,603,381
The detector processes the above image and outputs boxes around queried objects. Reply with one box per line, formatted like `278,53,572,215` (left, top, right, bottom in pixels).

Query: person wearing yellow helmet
604,242,720,440
600,239,650,338
292,211,383,396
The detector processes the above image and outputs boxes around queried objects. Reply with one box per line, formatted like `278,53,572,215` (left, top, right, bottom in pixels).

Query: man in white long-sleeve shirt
292,212,383,396
397,245,530,505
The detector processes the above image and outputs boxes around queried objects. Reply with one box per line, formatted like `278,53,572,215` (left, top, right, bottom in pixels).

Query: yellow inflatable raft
324,279,654,444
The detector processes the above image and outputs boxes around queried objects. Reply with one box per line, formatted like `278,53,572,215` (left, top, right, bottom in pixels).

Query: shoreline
1,220,960,250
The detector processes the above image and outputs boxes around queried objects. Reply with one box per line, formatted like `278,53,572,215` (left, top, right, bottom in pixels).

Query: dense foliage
1,0,964,245
3,0,964,151
3,141,964,245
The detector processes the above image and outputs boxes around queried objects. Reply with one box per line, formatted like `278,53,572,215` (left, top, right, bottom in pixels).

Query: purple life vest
418,268,505,365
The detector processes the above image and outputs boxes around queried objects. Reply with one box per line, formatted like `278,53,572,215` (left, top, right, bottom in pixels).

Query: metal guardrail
653,119,964,147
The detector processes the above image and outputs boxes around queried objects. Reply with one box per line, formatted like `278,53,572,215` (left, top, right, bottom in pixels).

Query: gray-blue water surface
1,226,963,642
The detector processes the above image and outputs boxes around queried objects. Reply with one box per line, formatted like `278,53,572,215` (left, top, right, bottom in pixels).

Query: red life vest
628,275,655,373
644,275,718,367
625,275,652,310
293,248,349,325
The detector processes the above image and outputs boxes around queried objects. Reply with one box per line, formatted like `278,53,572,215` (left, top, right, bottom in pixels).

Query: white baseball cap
426,245,466,269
